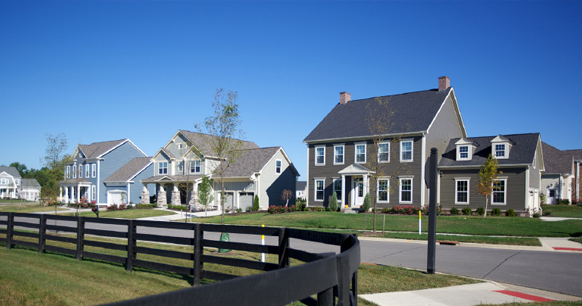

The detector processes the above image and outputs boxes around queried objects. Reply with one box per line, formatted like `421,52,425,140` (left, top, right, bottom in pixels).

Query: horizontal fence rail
0,212,360,306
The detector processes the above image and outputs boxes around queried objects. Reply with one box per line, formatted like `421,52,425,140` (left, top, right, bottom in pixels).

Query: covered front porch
338,164,374,208
140,175,204,208
59,179,92,204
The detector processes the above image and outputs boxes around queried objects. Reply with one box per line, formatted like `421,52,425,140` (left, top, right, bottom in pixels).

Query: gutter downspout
421,132,426,208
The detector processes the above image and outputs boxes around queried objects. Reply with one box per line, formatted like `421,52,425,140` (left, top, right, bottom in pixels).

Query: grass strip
541,205,582,218
0,204,66,213
60,209,177,219
360,232,542,246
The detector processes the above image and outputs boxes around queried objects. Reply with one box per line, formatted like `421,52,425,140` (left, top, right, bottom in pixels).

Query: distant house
541,142,573,204
59,139,152,205
303,76,466,209
296,181,307,200
439,134,544,215
0,166,21,199
19,179,41,201
140,130,299,211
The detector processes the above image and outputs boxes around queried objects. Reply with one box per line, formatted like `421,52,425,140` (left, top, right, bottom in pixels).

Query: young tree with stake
476,154,502,218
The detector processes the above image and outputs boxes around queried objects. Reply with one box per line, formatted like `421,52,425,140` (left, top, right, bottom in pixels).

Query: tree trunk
484,196,489,218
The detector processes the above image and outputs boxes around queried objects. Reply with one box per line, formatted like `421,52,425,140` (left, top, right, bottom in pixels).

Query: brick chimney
340,92,351,104
438,76,450,91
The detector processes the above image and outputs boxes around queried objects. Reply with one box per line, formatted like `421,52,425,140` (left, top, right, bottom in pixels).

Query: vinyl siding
307,136,423,208
260,150,296,209
128,163,155,204
99,141,147,204
440,168,527,212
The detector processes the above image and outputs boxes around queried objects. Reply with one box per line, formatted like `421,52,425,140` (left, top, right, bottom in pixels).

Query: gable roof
0,166,21,178
563,149,582,162
220,147,283,178
296,181,307,191
304,88,454,142
542,142,573,175
178,129,260,157
439,133,541,167
76,139,146,159
104,157,153,183
20,179,41,188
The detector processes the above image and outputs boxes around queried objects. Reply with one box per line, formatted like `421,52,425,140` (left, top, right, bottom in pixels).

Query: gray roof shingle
0,166,21,178
20,179,41,188
220,147,282,177
304,88,452,142
104,157,152,182
79,139,128,158
542,142,573,174
179,130,259,156
439,133,540,167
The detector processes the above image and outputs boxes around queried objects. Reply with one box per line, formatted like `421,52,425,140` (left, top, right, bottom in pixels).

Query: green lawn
193,211,582,238
0,204,66,213
542,205,582,218
0,199,37,204
61,208,177,219
362,232,542,246
0,239,478,306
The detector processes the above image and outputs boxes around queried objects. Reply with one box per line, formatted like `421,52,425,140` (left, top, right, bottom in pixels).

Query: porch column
188,183,197,207
59,187,63,203
140,184,150,204
76,185,81,203
158,184,167,208
171,184,181,205
341,175,346,208
64,187,68,204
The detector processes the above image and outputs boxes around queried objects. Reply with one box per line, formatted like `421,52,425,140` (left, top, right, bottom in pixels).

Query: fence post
6,212,13,250
317,287,334,306
76,217,85,261
427,148,438,274
194,223,203,286
127,220,136,272
39,214,46,254
278,227,289,268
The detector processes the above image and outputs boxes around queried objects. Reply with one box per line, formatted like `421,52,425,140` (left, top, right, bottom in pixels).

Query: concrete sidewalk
136,208,222,221
360,281,581,306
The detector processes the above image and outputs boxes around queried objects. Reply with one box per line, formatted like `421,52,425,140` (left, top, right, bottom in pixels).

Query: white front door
353,178,364,207
547,188,557,204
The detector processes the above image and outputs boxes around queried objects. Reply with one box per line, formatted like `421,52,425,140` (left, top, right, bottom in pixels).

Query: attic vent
340,92,351,104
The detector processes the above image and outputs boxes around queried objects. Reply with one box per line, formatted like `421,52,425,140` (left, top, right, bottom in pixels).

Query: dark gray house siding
440,168,527,212
307,135,424,208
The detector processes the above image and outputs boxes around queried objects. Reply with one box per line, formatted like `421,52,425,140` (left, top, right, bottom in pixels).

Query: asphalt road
7,216,582,298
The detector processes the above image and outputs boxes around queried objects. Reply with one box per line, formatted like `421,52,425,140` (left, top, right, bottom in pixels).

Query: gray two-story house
140,130,299,211
303,76,467,209
59,139,152,205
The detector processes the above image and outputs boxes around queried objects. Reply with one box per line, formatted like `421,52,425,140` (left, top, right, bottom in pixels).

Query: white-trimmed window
190,160,201,174
177,161,184,173
158,162,168,175
66,166,70,179
355,143,366,163
377,178,390,202
92,185,96,201
276,160,282,174
455,178,469,204
177,143,184,150
334,145,344,165
0,178,8,184
78,165,83,178
494,144,506,158
458,146,469,160
91,164,96,178
315,146,325,165
85,165,90,178
378,142,390,163
399,178,413,203
400,140,413,162
492,179,506,205
315,179,325,202
333,178,342,201
73,164,77,179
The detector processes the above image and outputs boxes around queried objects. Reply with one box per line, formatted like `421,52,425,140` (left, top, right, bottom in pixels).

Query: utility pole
427,148,438,274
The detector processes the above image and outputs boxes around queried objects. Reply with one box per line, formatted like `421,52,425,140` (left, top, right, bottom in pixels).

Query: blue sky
1,0,581,179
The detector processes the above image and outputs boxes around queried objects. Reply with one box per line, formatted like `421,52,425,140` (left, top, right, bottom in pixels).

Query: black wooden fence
0,212,360,306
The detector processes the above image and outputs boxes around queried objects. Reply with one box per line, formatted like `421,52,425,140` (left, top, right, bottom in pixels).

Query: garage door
239,193,254,211
107,190,125,205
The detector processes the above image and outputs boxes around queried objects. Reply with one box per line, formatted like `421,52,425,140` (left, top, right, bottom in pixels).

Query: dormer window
455,138,475,161
494,144,506,158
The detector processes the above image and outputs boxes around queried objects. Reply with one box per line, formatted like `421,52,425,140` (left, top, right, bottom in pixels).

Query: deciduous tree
476,154,502,217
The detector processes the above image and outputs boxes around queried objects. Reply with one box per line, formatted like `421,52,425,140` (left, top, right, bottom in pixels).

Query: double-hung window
334,145,344,165
177,161,183,173
400,140,413,162
315,179,325,202
355,143,366,163
378,142,390,163
66,166,70,179
91,164,96,178
495,144,506,158
458,146,469,160
79,165,83,178
455,179,469,204
159,162,168,175
92,185,96,201
333,178,342,201
377,178,389,202
85,165,90,178
399,178,412,203
492,179,506,204
276,160,282,174
315,146,325,165
190,160,201,174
